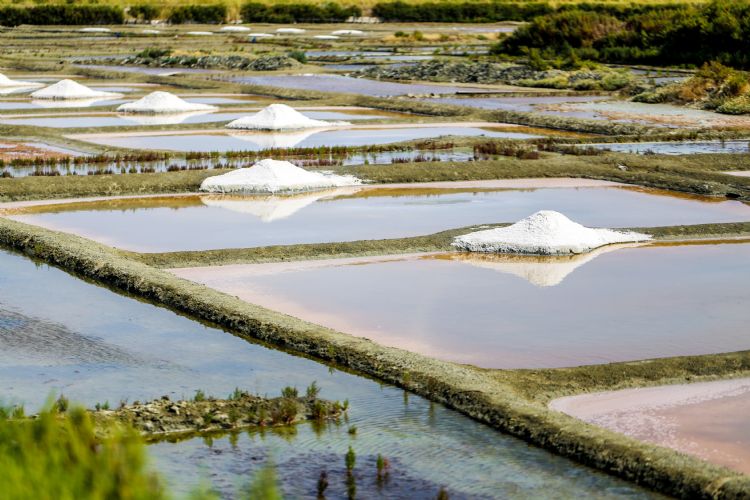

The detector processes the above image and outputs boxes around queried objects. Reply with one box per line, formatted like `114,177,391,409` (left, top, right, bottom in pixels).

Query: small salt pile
0,72,43,88
226,103,350,131
249,33,274,38
117,91,217,114
220,26,251,32
331,29,365,36
142,29,161,34
453,210,651,255
199,159,360,194
79,27,111,33
30,79,122,100
314,35,340,40
186,31,213,36
276,28,305,34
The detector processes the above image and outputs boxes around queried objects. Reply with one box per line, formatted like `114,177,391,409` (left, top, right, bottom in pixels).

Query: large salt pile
200,159,360,194
226,103,350,131
30,79,122,100
453,210,651,255
0,73,43,88
117,91,217,114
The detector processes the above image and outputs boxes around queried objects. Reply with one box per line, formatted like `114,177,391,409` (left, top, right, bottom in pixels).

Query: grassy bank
4,152,750,202
133,221,750,269
0,216,748,498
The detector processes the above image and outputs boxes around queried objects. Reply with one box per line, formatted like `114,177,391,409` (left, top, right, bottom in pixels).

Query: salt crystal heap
0,72,43,88
117,91,217,114
453,210,651,255
220,26,251,32
200,159,360,194
30,79,122,100
226,103,350,131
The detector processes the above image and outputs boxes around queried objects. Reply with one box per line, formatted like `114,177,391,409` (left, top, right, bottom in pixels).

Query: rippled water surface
0,249,657,498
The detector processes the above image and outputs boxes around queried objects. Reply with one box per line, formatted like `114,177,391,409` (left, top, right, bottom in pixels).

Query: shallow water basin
73,125,540,151
0,248,656,498
551,378,750,474
7,185,750,252
172,242,750,369
586,140,750,155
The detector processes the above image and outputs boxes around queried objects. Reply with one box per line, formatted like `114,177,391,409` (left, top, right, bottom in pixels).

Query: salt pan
453,210,651,255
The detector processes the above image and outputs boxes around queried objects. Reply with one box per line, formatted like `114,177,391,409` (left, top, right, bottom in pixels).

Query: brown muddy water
0,248,659,498
6,185,750,252
550,378,750,475
171,242,750,369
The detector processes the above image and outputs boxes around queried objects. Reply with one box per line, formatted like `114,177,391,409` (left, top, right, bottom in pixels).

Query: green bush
129,4,160,21
168,4,227,24
0,5,123,26
0,405,164,499
372,1,552,22
241,2,360,23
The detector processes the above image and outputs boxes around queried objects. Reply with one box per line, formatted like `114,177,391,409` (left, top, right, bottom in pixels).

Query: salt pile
220,26,251,32
199,159,360,194
117,91,217,114
250,33,274,38
30,79,123,100
314,35,340,40
332,29,365,36
142,29,161,34
453,210,651,255
79,27,111,33
186,31,212,36
276,28,305,34
226,103,350,131
0,72,43,88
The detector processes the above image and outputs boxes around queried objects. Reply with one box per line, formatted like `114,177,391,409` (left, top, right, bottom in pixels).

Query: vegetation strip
0,216,749,498
130,221,750,269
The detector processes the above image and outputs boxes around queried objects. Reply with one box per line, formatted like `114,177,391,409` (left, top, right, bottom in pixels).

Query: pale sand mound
226,103,350,131
199,159,360,194
117,91,217,114
453,210,651,255
0,73,43,88
30,79,122,100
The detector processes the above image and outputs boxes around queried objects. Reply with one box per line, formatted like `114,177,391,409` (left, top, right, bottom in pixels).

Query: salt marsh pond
8,185,750,252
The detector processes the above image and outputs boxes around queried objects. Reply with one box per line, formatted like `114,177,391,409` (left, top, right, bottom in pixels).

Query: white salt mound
220,26,251,32
199,159,361,194
142,29,161,34
79,27,111,33
314,35,340,40
453,210,651,255
250,33,274,38
331,29,364,36
0,72,43,88
187,31,212,36
30,79,122,100
276,28,305,34
117,91,217,114
226,103,350,131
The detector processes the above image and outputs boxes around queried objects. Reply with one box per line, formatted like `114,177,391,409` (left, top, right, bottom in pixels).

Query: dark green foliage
0,5,123,26
240,2,360,23
500,0,750,69
372,1,552,22
137,47,172,59
287,50,308,64
281,386,299,398
168,4,227,24
128,4,160,21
